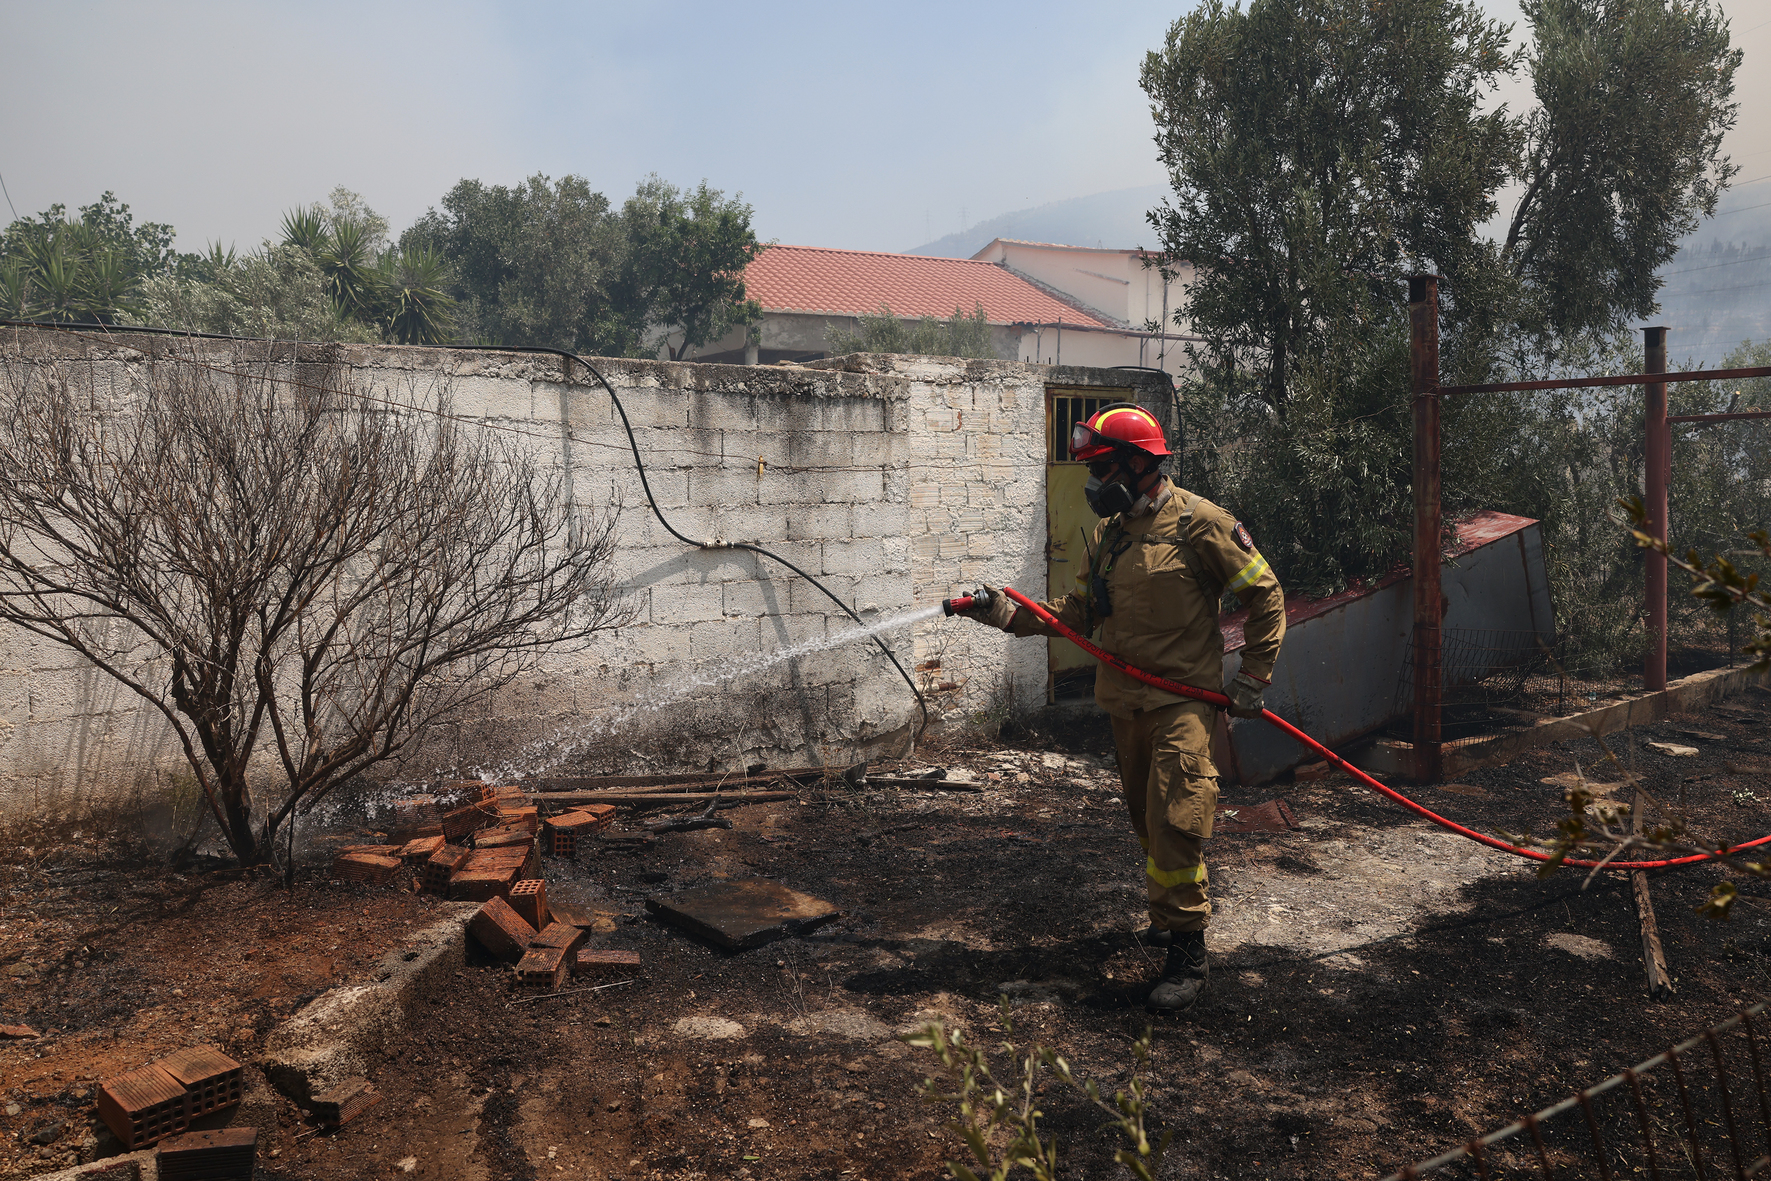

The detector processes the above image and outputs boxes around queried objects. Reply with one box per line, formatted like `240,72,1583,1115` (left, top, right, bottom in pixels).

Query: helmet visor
1069,419,1109,458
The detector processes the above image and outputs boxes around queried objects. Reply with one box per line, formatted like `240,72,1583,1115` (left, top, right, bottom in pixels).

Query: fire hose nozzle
941,588,992,617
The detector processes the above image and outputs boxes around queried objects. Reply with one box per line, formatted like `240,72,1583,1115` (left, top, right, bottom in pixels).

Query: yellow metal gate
1045,387,1133,701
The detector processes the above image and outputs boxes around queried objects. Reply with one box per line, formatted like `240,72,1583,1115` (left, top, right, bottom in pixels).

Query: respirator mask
1084,452,1163,518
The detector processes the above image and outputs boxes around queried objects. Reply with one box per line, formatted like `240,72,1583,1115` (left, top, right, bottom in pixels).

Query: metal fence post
1644,326,1668,693
1409,275,1443,782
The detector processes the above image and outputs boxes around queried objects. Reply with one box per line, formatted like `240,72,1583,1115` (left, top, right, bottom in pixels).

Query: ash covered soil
3,686,1770,1180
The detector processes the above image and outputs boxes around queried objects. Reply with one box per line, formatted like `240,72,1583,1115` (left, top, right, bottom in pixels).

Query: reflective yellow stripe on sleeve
1226,553,1270,593
1146,857,1206,887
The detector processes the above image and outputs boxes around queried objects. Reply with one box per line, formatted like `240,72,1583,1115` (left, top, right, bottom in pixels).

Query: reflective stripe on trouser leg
1114,699,1218,933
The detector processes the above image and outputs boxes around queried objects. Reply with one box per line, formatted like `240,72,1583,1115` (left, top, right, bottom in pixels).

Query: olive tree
0,339,629,866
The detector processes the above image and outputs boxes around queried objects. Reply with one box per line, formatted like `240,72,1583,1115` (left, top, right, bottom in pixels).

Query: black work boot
1146,930,1208,1012
1139,926,1174,948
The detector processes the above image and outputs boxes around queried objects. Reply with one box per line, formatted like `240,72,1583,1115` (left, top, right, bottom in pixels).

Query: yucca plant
376,244,457,345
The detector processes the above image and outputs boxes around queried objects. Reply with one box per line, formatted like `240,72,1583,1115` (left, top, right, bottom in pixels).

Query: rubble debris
330,852,403,885
97,1064,189,1149
156,1127,257,1181
1292,761,1335,782
441,802,497,843
474,822,536,849
469,896,537,962
157,1044,244,1118
450,863,520,902
861,775,985,792
530,765,838,793
0,1023,40,1038
386,796,441,842
421,844,469,894
310,1078,381,1128
645,815,735,833
546,900,598,929
542,805,615,857
397,834,446,863
1646,741,1700,757
507,878,550,929
1214,799,1300,835
531,921,586,958
573,949,640,976
516,945,570,991
646,878,840,951
494,804,539,834
533,790,796,807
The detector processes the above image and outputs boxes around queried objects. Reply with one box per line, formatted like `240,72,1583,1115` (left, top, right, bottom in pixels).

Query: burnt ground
2,683,1769,1180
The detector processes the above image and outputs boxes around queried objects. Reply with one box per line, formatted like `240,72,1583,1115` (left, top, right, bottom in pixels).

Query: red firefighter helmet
1069,403,1171,461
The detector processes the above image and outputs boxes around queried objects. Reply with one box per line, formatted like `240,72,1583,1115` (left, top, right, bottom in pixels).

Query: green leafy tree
401,173,626,353
826,301,999,360
1140,0,1519,411
613,176,764,361
1502,0,1741,340
138,244,381,343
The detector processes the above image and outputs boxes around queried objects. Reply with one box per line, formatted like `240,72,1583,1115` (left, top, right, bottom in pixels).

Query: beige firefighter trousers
1111,698,1218,933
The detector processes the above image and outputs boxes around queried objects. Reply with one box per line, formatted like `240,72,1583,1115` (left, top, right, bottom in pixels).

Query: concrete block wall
0,330,1164,810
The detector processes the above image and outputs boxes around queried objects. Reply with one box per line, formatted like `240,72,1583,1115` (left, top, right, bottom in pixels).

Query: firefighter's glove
960,585,1019,632
1225,670,1270,719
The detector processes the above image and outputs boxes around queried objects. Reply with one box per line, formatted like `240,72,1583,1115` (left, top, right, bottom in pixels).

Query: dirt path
3,689,1769,1179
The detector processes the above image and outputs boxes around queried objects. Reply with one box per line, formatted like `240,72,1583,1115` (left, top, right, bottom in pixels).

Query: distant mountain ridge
906,185,1168,258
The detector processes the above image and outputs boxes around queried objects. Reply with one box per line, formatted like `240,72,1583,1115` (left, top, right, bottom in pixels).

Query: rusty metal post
1644,326,1669,693
1410,276,1443,783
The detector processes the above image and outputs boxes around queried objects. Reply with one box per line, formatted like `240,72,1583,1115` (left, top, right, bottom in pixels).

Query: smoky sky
1,1,1763,256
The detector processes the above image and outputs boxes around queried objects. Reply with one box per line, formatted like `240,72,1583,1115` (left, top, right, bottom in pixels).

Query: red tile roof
743,245,1114,328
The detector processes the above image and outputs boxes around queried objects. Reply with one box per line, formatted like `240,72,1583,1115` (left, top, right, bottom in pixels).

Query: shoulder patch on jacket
1232,522,1255,552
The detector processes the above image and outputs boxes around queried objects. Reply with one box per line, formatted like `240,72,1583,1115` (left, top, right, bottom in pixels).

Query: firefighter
959,403,1285,1012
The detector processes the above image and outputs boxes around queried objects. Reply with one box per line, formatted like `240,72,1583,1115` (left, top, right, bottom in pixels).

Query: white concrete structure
0,330,1169,812
971,238,1199,379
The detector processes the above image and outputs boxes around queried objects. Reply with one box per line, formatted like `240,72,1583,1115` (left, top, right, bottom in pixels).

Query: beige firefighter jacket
1012,482,1286,718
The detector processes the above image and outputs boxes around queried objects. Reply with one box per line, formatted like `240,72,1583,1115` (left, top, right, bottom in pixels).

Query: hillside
904,184,1167,258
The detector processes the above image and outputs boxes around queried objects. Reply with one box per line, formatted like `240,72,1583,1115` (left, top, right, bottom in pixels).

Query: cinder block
686,390,761,431
924,408,959,432
754,468,827,506
507,878,549,929
470,895,537,961
908,483,941,509
820,539,890,577
689,617,761,653
686,467,762,507
789,575,854,616
785,503,854,542
817,468,886,504
721,579,788,619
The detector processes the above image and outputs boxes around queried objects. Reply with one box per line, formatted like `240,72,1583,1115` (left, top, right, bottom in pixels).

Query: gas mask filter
1084,473,1137,518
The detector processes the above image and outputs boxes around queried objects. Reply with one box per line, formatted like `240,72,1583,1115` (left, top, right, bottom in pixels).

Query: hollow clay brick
469,895,537,962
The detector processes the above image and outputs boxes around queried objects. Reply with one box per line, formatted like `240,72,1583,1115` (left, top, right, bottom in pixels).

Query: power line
1662,252,1771,277
0,170,16,222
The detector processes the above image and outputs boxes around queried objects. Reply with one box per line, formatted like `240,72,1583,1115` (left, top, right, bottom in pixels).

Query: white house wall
0,331,1166,813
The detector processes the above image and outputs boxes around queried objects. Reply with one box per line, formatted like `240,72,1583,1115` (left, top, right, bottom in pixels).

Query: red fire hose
944,586,1771,872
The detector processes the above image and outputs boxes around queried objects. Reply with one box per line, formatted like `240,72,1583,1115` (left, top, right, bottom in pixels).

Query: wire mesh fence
1382,1001,1771,1179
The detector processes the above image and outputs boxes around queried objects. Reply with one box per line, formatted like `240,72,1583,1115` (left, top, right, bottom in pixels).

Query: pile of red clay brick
330,782,634,993
469,878,640,991
329,782,614,899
